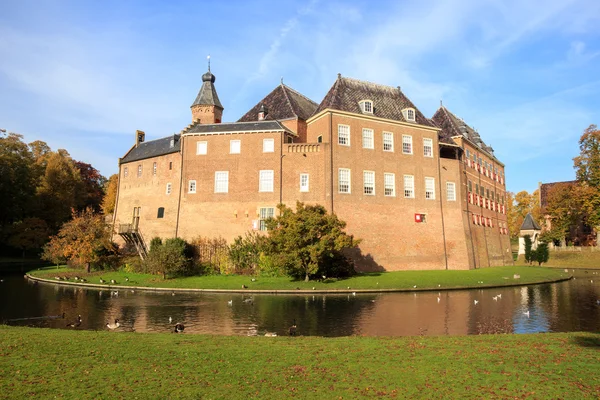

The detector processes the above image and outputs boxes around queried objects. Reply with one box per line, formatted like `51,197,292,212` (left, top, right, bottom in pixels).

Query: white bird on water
523,310,530,317
169,316,172,323
437,296,441,303
474,300,479,305
493,296,498,301
227,300,233,306
106,319,120,330
497,294,502,299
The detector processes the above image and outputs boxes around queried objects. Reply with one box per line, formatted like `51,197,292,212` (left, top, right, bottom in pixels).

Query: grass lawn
29,265,569,292
0,326,598,399
545,250,600,269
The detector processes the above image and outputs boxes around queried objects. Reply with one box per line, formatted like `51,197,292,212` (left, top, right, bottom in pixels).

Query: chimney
136,130,145,147
258,104,268,121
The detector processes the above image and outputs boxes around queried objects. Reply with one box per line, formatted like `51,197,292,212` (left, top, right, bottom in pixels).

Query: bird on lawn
106,319,120,330
66,315,82,328
174,323,185,333
110,279,118,284
125,277,129,282
100,278,105,284
289,320,297,336
242,284,248,289
74,276,80,281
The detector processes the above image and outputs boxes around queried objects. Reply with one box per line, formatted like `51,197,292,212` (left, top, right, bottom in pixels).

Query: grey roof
520,213,541,231
432,106,496,154
313,75,436,127
185,120,294,135
191,71,223,109
121,135,180,164
238,84,319,122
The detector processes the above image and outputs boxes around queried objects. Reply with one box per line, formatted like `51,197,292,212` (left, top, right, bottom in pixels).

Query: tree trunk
305,272,309,282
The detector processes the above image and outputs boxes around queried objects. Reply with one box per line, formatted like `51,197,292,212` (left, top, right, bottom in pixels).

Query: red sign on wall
415,213,425,223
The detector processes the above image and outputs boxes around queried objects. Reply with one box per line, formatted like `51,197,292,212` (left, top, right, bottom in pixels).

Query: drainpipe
330,112,334,214
436,146,449,270
462,145,478,269
175,136,185,238
280,131,284,206
477,164,491,267
111,161,122,242
492,162,505,265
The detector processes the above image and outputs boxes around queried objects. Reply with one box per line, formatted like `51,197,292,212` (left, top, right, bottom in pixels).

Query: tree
8,218,50,258
507,190,540,239
533,242,549,266
144,237,189,279
523,235,533,265
36,151,83,229
42,208,114,269
74,161,106,212
265,202,360,282
544,183,584,245
573,124,600,238
102,174,119,215
0,133,37,226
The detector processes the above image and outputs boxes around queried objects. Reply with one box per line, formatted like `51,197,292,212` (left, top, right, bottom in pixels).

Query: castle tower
190,61,223,124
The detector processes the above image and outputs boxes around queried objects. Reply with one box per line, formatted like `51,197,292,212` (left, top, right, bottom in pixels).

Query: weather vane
207,55,211,72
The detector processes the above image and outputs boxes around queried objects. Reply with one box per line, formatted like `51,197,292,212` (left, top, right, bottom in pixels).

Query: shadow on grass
571,334,600,348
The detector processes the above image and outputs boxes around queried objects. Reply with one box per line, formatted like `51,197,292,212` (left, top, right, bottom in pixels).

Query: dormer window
402,108,416,122
359,100,373,114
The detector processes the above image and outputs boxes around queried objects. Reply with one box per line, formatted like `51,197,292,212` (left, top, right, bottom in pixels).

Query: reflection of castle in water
9,272,600,336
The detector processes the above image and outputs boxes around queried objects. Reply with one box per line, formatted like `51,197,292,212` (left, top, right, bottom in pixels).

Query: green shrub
143,237,190,279
257,253,284,277
188,236,230,275
524,235,533,265
534,242,550,265
229,231,268,275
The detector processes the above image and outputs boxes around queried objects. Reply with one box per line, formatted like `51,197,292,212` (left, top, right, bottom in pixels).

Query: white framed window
338,125,350,146
188,180,196,194
383,132,394,152
263,138,274,153
153,162,157,176
338,168,351,194
214,171,229,193
446,182,456,201
137,165,142,177
300,173,309,192
362,128,374,149
402,135,413,154
197,141,207,155
230,140,241,154
423,138,433,158
363,171,375,195
403,108,416,122
259,207,275,231
466,149,471,159
259,170,274,192
404,175,414,198
360,100,373,113
384,173,395,197
124,167,128,177
166,183,172,195
425,177,435,200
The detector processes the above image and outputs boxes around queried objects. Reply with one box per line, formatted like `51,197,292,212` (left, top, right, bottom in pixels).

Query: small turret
190,56,224,124
258,104,268,121
135,130,145,147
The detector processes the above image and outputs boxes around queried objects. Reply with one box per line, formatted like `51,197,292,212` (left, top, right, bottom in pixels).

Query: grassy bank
545,250,600,269
0,326,598,399
29,265,569,292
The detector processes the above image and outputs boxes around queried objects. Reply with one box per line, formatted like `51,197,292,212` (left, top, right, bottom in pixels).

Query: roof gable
238,84,318,122
432,106,496,154
313,76,435,127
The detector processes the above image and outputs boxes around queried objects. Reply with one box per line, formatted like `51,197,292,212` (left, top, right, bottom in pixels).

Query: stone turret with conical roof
191,59,223,124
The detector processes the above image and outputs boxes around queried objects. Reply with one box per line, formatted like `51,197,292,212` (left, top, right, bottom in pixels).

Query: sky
0,0,599,194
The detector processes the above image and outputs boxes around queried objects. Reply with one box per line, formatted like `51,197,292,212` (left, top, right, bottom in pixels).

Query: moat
1,269,599,336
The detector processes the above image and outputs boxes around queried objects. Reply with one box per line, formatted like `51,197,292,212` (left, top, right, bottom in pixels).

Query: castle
113,67,512,271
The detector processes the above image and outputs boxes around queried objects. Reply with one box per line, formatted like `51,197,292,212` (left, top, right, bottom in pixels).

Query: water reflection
1,270,599,337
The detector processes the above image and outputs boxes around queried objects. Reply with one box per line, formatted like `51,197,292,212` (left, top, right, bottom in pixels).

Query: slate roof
312,75,436,127
121,135,180,164
238,84,318,122
520,213,542,231
185,120,293,135
191,71,223,109
539,180,577,210
431,106,497,156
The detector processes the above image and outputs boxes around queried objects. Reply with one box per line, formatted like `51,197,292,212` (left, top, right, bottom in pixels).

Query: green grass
545,250,600,269
29,265,569,292
0,326,598,399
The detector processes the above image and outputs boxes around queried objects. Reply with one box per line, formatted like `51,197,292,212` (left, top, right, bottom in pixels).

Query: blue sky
1,0,598,194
